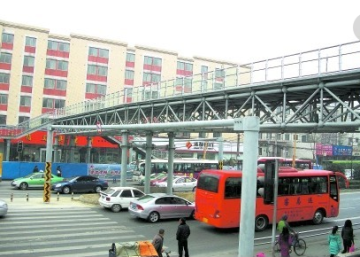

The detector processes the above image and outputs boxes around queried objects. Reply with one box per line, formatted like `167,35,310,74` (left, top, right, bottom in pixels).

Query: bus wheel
255,215,268,231
312,209,324,225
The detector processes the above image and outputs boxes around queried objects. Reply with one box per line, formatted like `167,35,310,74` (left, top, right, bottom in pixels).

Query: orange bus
195,168,347,231
257,157,313,170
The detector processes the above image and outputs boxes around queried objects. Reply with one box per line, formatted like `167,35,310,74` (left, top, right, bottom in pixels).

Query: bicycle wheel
273,241,281,256
293,238,306,256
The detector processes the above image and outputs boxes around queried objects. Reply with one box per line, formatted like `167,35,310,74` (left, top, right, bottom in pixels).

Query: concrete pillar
144,132,153,194
167,132,175,194
120,131,129,187
53,137,59,162
86,137,91,163
4,139,10,161
234,117,260,257
69,136,75,163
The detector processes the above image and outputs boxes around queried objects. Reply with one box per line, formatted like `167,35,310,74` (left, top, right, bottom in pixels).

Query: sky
1,0,360,64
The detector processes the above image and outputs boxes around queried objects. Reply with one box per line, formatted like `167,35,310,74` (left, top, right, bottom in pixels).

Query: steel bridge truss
55,69,360,136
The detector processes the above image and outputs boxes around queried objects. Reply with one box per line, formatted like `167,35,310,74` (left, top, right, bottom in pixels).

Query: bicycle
273,233,307,256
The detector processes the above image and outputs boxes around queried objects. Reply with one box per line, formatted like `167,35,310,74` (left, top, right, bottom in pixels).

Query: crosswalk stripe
0,221,118,231
0,217,111,225
3,214,103,220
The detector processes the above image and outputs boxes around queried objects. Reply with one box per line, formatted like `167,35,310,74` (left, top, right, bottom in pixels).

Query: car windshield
68,177,80,182
137,195,156,203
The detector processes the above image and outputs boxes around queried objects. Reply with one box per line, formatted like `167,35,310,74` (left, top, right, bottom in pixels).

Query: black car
52,175,109,194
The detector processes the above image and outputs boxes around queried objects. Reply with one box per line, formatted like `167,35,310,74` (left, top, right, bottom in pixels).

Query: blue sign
333,145,352,156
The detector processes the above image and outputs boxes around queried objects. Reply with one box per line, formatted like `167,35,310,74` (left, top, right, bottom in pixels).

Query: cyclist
277,214,295,234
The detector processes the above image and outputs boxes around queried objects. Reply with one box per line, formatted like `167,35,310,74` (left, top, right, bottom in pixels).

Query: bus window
198,174,219,193
224,177,241,198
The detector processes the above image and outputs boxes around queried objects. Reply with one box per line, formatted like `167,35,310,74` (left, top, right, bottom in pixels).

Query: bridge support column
4,139,10,161
167,132,175,194
86,137,91,163
69,136,75,163
234,117,259,257
53,137,59,162
120,131,129,187
144,132,153,194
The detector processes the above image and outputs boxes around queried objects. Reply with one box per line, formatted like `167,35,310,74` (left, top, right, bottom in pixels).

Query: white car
0,199,8,217
156,176,197,192
99,187,145,212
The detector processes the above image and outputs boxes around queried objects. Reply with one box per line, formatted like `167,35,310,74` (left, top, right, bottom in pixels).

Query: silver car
128,193,195,223
0,199,8,217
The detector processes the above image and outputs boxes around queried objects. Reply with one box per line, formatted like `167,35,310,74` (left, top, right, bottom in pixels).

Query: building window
0,73,10,84
18,116,30,123
22,75,33,86
141,88,159,100
214,68,225,89
87,65,108,76
89,47,109,58
144,56,162,66
301,135,307,142
143,72,161,85
20,96,32,106
125,70,134,80
126,53,135,62
0,53,12,63
25,37,37,47
0,94,8,104
24,56,35,67
44,78,67,90
177,61,193,76
46,59,68,71
47,40,70,52
1,33,14,44
86,83,107,95
0,115,6,125
42,98,65,108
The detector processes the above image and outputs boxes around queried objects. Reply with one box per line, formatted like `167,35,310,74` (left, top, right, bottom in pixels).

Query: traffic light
17,141,24,152
263,160,275,204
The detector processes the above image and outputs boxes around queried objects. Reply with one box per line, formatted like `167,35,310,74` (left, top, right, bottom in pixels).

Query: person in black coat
341,219,354,253
56,166,62,177
176,218,190,257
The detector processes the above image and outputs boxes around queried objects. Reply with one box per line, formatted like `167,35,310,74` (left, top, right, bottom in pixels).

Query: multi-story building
0,19,244,163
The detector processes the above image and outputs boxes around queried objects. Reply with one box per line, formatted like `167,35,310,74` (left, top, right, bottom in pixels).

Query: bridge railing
2,41,360,138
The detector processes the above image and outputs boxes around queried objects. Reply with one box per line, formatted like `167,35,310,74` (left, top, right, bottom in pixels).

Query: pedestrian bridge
1,41,360,138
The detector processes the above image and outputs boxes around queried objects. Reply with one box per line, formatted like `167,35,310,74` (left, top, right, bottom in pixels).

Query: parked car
52,175,108,194
156,176,197,192
128,193,195,223
150,174,169,186
99,187,145,212
0,199,8,217
139,172,167,186
11,173,64,190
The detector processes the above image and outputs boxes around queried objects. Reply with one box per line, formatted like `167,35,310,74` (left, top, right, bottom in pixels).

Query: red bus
257,157,313,170
195,168,347,231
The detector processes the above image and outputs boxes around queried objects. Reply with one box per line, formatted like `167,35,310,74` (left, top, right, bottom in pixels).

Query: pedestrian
152,228,165,257
33,165,39,173
176,217,190,257
328,225,342,257
277,214,295,234
56,166,62,177
279,227,292,257
341,219,354,253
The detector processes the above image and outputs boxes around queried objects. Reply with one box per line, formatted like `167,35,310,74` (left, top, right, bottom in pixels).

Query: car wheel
255,215,269,231
148,211,160,223
20,182,28,190
94,186,102,193
62,186,71,194
312,209,324,225
111,204,122,213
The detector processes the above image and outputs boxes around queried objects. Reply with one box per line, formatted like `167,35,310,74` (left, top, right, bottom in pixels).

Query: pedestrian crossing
0,206,145,257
